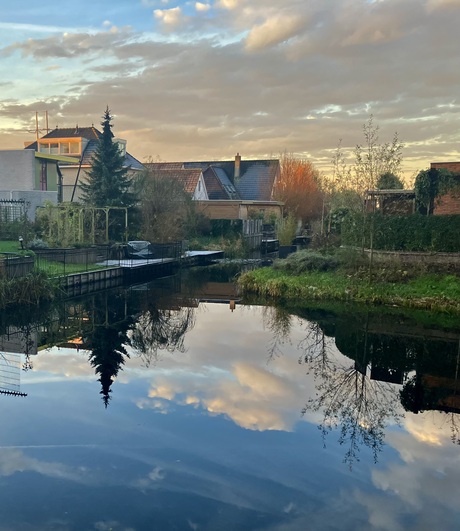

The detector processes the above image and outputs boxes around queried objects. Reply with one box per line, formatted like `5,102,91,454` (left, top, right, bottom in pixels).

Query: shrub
29,238,49,250
273,250,340,274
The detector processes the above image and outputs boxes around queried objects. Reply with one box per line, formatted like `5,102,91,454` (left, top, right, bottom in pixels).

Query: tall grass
0,270,61,309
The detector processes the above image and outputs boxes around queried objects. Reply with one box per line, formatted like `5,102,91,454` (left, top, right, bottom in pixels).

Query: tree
273,153,324,226
414,167,456,215
328,116,404,199
80,107,136,208
376,172,404,190
140,168,193,242
353,115,403,195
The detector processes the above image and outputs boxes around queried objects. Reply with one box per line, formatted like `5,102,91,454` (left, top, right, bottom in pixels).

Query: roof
184,159,280,201
25,126,144,171
144,165,203,194
144,162,184,172
34,152,80,164
203,167,239,200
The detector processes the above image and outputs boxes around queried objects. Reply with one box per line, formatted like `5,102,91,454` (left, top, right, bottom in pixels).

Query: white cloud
195,2,211,12
154,7,183,26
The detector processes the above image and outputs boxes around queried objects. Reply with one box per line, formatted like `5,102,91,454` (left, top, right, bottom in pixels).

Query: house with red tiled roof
144,164,208,200
145,154,283,220
25,126,144,202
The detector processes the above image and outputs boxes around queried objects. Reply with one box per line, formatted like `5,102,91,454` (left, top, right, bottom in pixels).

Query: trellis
37,204,129,245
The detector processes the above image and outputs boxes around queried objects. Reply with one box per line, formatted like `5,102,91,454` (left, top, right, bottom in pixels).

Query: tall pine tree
80,107,136,207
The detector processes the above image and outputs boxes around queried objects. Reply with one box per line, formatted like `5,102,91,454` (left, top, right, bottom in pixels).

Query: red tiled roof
145,167,202,194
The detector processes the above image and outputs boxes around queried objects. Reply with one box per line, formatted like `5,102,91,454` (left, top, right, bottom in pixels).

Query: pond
0,266,459,530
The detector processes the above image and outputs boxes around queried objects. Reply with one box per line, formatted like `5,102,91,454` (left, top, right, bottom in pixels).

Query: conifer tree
80,107,135,207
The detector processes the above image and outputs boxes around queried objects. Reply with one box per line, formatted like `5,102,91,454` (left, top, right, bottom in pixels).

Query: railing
0,242,184,279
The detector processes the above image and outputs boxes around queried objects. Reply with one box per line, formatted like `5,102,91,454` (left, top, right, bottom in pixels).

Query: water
0,268,459,530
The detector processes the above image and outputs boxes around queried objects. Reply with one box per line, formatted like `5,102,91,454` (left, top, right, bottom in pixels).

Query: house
0,149,78,220
143,164,208,200
145,154,283,220
430,161,460,215
25,126,144,202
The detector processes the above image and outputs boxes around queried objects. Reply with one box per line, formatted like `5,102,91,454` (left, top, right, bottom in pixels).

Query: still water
0,267,459,530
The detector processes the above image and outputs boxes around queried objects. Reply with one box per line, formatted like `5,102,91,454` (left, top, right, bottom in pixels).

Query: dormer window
38,139,81,156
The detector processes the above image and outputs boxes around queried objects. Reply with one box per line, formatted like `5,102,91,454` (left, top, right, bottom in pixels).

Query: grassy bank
0,270,62,309
238,266,460,314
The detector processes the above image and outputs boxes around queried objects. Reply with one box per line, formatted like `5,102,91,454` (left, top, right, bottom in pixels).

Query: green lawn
0,240,26,253
0,241,106,275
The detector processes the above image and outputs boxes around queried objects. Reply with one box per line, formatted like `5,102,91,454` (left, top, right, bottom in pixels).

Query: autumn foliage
273,154,324,224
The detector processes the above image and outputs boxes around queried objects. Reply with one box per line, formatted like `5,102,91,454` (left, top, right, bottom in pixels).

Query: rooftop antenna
27,111,50,140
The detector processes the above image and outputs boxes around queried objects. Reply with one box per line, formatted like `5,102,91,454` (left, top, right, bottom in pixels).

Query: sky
1,0,460,182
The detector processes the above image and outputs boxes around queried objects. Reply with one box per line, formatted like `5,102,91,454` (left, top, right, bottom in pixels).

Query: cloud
0,448,79,481
154,7,183,26
2,0,460,178
144,361,304,431
195,2,211,12
426,0,460,12
353,411,460,530
245,14,306,51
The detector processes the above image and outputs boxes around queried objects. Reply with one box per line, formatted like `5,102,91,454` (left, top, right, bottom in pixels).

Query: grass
35,259,106,276
238,267,460,314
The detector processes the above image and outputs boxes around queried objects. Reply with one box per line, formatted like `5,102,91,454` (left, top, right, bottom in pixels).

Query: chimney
234,153,241,181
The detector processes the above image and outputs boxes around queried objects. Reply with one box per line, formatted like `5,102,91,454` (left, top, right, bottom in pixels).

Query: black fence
0,242,184,279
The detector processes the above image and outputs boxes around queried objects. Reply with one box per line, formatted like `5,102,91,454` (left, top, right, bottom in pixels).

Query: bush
273,250,340,274
29,238,49,250
341,212,460,252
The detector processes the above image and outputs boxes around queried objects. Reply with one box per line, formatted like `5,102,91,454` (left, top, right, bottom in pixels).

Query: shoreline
237,268,460,314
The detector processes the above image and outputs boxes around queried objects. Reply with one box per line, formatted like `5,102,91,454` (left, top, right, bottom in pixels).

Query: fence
0,254,35,279
0,242,184,279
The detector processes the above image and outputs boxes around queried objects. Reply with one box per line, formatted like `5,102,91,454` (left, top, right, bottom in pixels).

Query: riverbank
237,267,460,314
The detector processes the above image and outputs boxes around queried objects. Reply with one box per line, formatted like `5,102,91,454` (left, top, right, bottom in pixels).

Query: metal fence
0,242,184,279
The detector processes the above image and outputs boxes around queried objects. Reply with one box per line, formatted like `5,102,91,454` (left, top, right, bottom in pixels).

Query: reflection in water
264,304,460,467
87,323,131,407
130,304,196,367
0,270,459,462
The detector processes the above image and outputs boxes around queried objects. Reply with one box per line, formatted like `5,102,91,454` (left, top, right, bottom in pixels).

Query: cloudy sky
1,0,460,180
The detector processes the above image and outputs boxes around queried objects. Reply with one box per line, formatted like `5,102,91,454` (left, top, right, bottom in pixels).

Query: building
145,154,283,220
430,161,460,215
25,126,144,202
0,149,78,220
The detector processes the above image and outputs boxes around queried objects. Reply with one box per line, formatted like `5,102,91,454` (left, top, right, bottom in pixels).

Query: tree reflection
302,345,402,468
129,303,196,367
87,323,131,408
261,305,293,362
265,306,403,468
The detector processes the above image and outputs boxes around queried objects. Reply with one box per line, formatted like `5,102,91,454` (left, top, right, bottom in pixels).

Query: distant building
430,161,460,215
0,149,78,220
145,154,283,220
25,126,144,202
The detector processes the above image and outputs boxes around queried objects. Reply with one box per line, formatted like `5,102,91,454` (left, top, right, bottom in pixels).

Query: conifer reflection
87,323,131,408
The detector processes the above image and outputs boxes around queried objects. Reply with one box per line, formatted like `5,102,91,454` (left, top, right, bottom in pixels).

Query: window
40,162,47,190
37,140,81,156
70,142,80,154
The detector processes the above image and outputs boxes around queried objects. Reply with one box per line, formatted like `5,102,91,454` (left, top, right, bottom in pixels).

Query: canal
0,264,459,530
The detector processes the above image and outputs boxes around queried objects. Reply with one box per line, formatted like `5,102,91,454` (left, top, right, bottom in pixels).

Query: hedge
341,213,460,252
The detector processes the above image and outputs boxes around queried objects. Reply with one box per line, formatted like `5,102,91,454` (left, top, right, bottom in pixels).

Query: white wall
0,150,35,190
